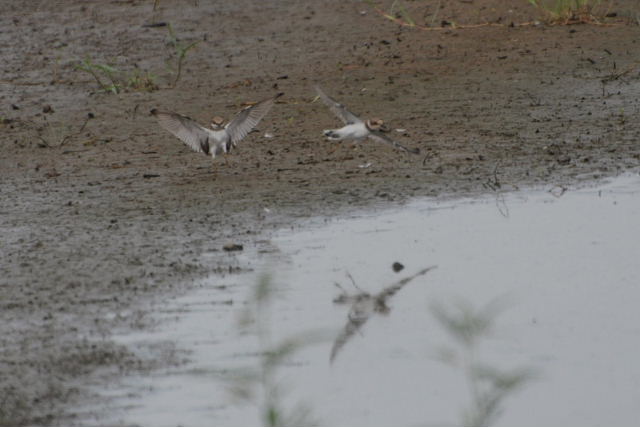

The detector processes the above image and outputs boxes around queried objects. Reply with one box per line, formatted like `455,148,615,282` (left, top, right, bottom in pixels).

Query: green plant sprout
127,69,159,92
528,0,602,23
227,273,321,427
75,57,158,94
389,0,415,27
75,57,121,94
431,298,535,427
166,24,200,88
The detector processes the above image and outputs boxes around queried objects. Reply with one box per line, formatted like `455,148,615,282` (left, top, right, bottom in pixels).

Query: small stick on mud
483,162,511,218
601,61,640,88
37,114,94,148
422,150,437,167
483,161,502,192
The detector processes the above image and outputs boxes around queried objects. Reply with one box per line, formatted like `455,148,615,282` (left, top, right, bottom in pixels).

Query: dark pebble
223,243,243,252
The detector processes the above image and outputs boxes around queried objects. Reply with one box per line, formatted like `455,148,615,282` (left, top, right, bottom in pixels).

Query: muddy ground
1,0,640,425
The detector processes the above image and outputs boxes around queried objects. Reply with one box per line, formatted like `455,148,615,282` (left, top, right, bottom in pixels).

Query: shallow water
102,173,640,427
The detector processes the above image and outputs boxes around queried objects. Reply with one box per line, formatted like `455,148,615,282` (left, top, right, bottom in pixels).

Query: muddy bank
1,0,640,425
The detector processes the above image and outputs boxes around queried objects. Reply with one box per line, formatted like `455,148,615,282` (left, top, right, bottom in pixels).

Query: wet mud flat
1,0,640,425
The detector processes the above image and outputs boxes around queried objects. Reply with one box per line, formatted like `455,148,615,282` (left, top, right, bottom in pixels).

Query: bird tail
396,141,420,155
323,129,340,140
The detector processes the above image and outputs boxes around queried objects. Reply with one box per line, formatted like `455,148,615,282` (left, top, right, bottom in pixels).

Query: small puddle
97,174,640,427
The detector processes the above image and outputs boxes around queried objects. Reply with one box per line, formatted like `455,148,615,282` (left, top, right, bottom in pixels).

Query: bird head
374,299,391,315
210,116,226,130
366,118,389,132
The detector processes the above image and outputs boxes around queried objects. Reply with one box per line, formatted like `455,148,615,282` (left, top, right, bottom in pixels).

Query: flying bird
330,266,436,363
151,93,282,161
315,86,420,155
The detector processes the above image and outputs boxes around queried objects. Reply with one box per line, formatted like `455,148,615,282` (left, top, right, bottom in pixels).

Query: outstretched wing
151,109,212,155
315,85,362,125
226,93,283,146
376,266,437,301
367,131,420,155
330,304,370,363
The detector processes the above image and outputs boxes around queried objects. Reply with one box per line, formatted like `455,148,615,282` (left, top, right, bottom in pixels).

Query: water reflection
102,173,640,427
331,266,436,363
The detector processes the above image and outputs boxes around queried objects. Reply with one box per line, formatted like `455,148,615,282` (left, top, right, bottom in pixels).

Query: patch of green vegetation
431,298,535,427
75,57,122,94
528,0,602,23
75,57,158,94
390,0,415,26
127,69,159,92
369,0,418,27
226,273,321,427
166,23,199,88
75,22,199,94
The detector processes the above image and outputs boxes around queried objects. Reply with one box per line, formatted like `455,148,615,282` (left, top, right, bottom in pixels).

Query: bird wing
151,109,213,155
377,266,437,301
315,85,362,125
367,131,420,155
225,93,282,146
330,304,370,363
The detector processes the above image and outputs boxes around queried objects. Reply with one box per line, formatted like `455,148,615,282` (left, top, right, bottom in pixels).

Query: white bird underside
151,93,282,159
324,122,369,140
315,85,420,155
